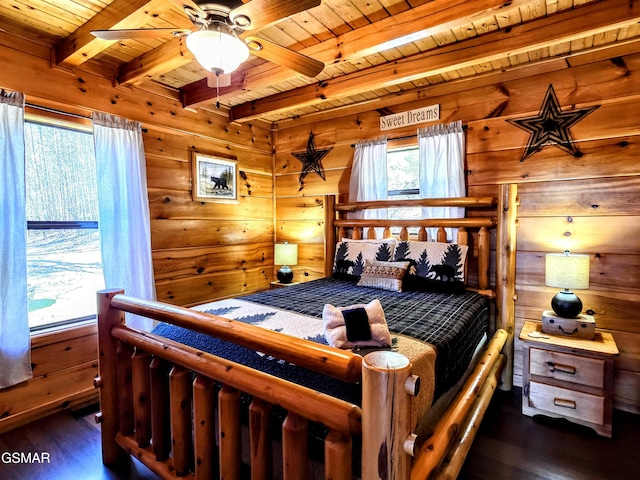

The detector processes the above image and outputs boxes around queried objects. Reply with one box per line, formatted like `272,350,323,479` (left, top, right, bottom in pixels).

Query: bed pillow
357,260,410,292
322,299,391,349
393,241,468,282
402,274,467,294
332,239,397,279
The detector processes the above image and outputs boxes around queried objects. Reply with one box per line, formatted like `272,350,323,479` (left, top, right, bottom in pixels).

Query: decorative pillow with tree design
393,241,468,291
332,239,396,280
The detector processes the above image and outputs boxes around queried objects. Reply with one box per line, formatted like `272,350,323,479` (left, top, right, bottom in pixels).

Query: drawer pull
546,361,576,375
553,398,577,409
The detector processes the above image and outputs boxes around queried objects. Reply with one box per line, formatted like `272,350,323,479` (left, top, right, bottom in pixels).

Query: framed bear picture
191,151,238,203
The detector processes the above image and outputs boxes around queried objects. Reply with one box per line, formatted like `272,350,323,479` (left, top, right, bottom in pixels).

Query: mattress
152,277,489,405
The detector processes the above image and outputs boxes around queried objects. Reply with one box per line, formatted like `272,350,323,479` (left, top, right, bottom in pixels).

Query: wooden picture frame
191,152,238,203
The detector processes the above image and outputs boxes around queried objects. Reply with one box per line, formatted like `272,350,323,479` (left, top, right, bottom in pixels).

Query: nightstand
270,281,301,289
519,320,619,438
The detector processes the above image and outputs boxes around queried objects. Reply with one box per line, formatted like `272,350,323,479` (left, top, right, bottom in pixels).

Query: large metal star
507,84,599,162
291,132,332,182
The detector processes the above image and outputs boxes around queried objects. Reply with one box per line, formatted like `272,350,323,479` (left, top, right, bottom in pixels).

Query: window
25,117,104,331
386,147,421,223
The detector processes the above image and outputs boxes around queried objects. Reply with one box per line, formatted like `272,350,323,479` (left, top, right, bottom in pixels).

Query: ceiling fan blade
230,0,321,31
91,28,191,40
245,36,324,77
167,0,208,19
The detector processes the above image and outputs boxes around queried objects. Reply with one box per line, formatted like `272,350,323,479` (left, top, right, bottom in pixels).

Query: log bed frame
95,184,518,480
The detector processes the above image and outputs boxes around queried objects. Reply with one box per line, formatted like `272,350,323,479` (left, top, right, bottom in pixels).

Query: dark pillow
402,274,466,294
332,268,360,282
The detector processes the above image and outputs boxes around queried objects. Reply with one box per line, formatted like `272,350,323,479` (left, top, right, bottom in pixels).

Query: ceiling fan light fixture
186,28,249,75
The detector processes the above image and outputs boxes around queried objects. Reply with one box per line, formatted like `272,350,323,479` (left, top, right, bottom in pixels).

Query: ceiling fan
91,0,324,87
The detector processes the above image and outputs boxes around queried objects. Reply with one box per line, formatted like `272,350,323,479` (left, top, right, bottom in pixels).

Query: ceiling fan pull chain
216,74,220,109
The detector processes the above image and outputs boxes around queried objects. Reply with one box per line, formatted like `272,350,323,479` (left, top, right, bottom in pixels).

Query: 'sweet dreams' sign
380,104,440,131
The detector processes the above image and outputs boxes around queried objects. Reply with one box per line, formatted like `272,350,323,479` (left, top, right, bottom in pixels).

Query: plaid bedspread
153,278,488,402
243,278,488,399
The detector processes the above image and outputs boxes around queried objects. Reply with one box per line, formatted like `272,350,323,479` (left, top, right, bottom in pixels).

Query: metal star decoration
507,84,599,162
292,132,332,182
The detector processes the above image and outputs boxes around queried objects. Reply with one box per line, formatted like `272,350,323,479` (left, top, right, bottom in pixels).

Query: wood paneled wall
0,324,98,434
143,126,275,305
274,53,640,414
0,34,273,431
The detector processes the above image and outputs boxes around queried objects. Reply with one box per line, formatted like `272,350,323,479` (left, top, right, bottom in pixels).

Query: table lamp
274,242,298,284
545,251,590,318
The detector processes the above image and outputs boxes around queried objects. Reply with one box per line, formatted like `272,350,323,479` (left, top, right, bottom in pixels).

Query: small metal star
507,84,599,162
291,132,332,182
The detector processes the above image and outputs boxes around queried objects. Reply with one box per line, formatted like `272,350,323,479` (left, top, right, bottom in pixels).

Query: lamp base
277,266,293,284
551,290,583,318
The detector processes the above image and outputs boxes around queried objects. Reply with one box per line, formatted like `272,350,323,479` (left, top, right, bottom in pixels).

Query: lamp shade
186,29,249,74
545,252,590,290
274,243,298,266
545,251,590,318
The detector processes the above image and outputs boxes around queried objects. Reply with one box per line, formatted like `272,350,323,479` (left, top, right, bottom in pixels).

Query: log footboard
97,289,362,480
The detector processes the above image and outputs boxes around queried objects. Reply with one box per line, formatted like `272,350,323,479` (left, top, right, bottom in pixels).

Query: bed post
96,288,128,465
496,184,518,390
324,194,337,277
361,351,419,480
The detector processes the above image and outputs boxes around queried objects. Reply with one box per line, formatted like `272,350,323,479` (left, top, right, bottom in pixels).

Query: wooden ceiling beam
118,37,194,86
229,0,640,122
55,0,170,68
180,0,521,107
275,37,640,130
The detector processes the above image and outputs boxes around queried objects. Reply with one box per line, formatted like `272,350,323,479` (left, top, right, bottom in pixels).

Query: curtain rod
349,124,468,147
25,102,91,120
350,133,416,148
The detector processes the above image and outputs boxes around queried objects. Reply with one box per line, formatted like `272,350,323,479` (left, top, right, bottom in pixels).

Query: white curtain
0,91,32,388
349,137,388,229
93,113,156,331
418,120,466,239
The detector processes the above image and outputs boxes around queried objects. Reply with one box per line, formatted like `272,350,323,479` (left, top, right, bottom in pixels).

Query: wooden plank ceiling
1,0,639,125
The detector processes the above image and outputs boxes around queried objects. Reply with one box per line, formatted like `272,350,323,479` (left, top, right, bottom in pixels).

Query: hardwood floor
459,389,640,480
0,388,637,480
0,407,157,480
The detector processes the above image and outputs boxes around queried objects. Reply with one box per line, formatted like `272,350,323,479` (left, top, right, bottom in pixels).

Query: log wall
0,33,273,431
274,52,640,414
143,126,274,306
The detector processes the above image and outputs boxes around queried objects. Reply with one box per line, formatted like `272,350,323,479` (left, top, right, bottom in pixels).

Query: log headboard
323,184,518,387
324,194,502,292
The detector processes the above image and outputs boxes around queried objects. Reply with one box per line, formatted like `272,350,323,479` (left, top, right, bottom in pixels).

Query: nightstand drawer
529,381,605,425
530,347,605,388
